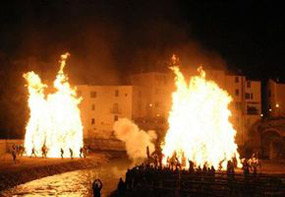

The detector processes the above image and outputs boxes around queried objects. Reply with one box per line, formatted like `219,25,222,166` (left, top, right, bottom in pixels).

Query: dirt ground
0,153,284,174
0,153,108,172
0,152,112,191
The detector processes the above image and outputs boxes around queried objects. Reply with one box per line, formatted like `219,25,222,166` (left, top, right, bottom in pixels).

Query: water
1,158,130,197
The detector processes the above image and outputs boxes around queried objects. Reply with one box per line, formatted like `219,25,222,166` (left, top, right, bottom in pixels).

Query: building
130,69,262,147
266,79,285,117
77,69,261,148
77,85,133,139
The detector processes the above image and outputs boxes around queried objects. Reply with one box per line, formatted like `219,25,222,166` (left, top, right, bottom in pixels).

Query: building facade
130,69,262,147
77,85,133,139
266,79,285,117
77,69,261,147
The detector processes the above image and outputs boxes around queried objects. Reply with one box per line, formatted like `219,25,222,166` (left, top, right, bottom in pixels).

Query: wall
267,79,285,116
77,85,133,139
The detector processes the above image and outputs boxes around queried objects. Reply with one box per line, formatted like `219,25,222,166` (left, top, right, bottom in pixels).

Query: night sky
1,0,284,80
0,0,284,136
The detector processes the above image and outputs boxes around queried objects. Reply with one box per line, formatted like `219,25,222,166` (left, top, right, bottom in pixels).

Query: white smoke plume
113,118,157,163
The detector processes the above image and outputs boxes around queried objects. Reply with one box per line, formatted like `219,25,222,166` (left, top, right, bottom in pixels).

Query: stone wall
84,138,125,151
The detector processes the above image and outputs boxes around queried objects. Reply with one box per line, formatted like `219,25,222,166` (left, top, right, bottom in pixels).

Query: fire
23,53,83,158
161,55,240,169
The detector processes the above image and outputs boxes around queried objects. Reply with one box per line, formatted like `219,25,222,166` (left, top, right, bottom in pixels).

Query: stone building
77,69,262,149
130,70,261,147
77,85,133,139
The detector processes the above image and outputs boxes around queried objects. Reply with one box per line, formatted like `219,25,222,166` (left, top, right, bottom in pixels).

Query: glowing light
161,57,240,170
276,103,279,108
23,53,83,158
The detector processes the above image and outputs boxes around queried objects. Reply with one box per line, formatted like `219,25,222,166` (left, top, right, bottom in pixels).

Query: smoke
113,118,157,163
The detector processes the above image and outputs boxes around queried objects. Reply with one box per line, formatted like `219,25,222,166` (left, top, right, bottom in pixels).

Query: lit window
90,91,97,98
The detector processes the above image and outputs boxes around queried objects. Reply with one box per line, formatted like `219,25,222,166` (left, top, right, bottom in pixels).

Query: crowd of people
112,150,262,196
9,144,92,162
10,144,25,163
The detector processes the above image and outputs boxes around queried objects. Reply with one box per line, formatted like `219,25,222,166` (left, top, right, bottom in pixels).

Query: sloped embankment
0,154,109,192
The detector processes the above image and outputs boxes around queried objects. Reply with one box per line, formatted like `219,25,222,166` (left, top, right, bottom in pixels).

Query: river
1,158,130,197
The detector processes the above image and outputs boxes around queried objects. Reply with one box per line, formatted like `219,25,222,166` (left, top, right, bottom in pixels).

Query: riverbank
0,152,112,191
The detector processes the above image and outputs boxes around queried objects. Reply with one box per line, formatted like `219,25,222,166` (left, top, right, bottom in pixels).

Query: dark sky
0,0,284,81
0,0,284,136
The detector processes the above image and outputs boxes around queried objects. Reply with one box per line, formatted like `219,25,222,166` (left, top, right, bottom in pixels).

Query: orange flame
161,56,240,169
23,53,83,158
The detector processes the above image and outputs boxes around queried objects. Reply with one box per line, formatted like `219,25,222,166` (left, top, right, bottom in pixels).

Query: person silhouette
93,179,103,197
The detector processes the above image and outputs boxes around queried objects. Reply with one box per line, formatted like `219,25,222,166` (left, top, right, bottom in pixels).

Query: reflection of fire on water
23,53,83,158
161,55,241,170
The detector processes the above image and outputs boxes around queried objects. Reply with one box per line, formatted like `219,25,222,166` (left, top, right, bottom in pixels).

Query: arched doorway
261,130,284,160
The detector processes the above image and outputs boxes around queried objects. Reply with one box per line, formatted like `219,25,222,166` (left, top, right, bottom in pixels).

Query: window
91,104,95,111
91,118,95,125
245,93,250,99
251,93,253,99
113,103,119,113
114,115,118,121
247,106,258,115
247,81,251,88
115,90,119,97
90,91,97,98
235,89,239,96
235,77,239,83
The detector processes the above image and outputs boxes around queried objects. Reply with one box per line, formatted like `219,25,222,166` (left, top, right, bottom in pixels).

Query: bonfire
161,55,241,169
23,53,83,158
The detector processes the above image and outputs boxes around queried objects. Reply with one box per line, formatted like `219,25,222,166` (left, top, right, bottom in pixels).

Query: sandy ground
0,153,284,174
0,152,112,191
0,153,108,172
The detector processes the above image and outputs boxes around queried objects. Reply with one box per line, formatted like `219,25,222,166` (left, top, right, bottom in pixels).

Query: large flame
23,53,83,158
161,56,240,169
